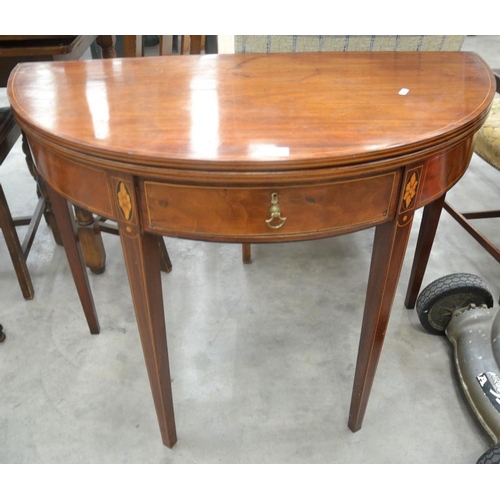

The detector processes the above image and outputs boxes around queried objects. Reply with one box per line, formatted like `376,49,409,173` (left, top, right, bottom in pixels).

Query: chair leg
159,36,173,56
444,201,500,263
122,36,143,57
17,196,45,259
189,36,205,54
21,133,62,246
179,35,205,55
0,183,34,299
96,35,117,58
74,206,107,275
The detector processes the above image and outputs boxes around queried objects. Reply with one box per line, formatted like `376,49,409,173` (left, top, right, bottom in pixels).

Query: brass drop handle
266,192,286,229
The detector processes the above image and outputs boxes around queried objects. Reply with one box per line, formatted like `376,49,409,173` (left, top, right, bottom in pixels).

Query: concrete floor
1,36,500,464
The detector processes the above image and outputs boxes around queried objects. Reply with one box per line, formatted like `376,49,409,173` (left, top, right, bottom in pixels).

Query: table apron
28,134,474,243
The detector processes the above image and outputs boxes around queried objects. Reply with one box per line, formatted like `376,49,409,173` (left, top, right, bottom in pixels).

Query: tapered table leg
46,184,100,334
119,225,177,448
242,243,252,264
348,213,414,432
404,195,445,309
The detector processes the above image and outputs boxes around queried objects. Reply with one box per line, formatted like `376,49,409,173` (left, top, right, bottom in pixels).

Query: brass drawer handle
266,192,286,229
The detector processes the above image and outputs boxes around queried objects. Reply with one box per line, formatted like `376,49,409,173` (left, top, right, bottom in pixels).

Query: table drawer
141,172,399,240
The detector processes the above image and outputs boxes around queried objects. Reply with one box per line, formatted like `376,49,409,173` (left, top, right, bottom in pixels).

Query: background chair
0,107,40,299
0,36,116,279
221,35,465,54
441,70,500,263
122,35,206,57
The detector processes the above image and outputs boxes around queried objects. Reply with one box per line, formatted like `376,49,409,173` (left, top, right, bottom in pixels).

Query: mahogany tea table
7,52,495,448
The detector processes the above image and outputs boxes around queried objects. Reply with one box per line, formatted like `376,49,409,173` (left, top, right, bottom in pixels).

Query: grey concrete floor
1,36,500,464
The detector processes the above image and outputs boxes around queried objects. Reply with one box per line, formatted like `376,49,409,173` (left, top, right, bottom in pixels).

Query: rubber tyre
416,273,494,335
476,444,500,464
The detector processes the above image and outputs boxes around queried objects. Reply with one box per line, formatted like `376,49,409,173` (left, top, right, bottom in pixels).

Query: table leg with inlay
349,181,417,431
119,224,177,448
113,174,177,448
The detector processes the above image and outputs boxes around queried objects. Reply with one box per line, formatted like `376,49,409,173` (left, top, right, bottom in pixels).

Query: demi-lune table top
8,52,494,173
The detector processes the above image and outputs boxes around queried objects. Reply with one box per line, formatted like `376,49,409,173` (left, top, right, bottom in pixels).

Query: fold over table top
8,52,495,173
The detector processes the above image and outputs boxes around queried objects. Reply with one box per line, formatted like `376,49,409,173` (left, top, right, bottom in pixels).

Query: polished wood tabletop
8,52,495,448
8,52,492,169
